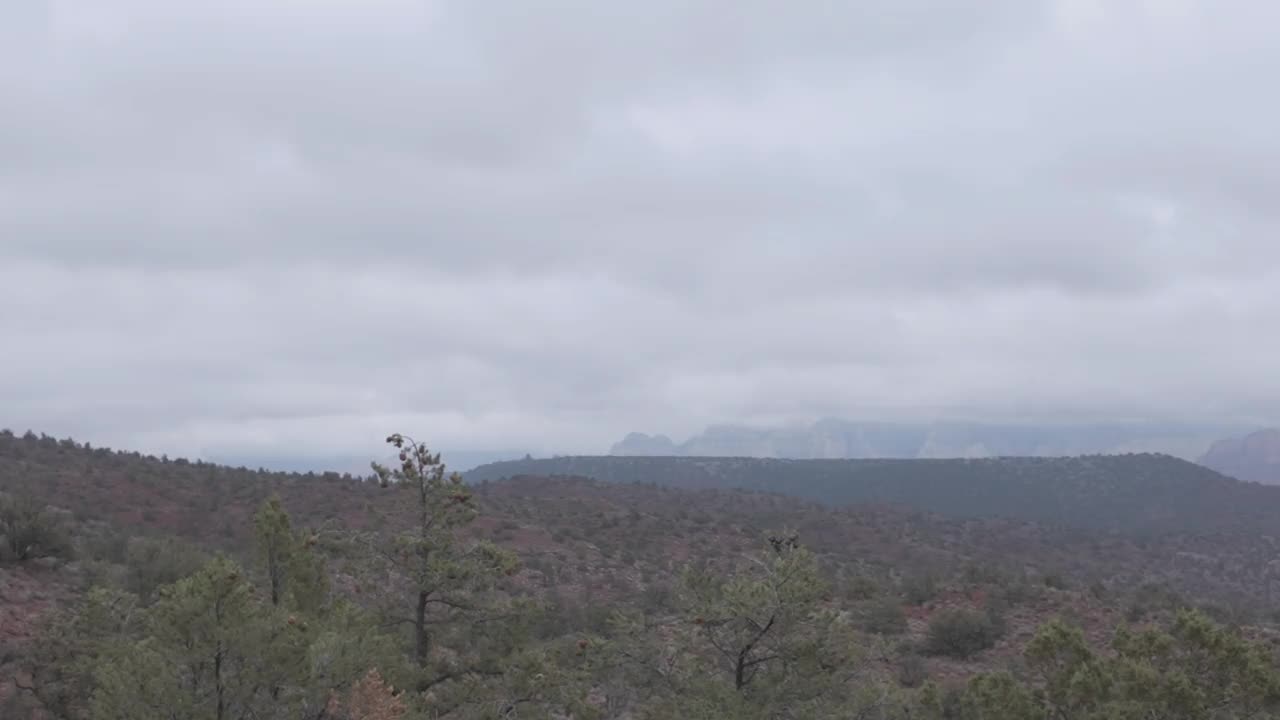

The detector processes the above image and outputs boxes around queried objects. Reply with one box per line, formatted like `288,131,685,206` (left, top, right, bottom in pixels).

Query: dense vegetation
5,429,1280,718
466,454,1280,534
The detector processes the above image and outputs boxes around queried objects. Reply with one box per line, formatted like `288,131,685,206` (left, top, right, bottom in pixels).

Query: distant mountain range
1199,428,1280,484
610,419,1252,461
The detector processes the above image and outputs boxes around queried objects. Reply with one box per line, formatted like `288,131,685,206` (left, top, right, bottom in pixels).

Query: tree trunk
215,649,225,720
415,590,429,666
269,555,281,607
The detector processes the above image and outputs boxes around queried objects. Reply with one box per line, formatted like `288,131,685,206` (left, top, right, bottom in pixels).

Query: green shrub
983,592,1009,638
1088,581,1107,600
1125,582,1184,622
860,597,908,636
962,562,1007,586
1042,572,1068,590
897,654,929,688
901,572,939,605
123,535,209,602
843,573,881,601
924,609,1000,659
0,493,74,562
997,579,1037,606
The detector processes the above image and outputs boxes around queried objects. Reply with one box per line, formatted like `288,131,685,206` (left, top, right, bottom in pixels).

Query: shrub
1088,581,1108,600
901,572,939,605
860,597,908,636
123,535,209,602
997,579,1037,606
924,609,1000,659
897,654,929,688
641,582,675,611
962,562,1007,586
0,493,74,562
843,573,881,601
1126,582,1184,622
983,592,1009,638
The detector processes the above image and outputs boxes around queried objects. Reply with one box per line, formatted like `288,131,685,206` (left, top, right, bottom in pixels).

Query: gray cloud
3,0,1280,460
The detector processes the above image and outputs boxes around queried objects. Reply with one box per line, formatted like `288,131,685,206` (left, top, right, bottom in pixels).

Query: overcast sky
3,0,1279,461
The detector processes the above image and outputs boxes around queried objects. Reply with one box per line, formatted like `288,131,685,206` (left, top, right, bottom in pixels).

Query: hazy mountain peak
611,419,1241,460
608,432,677,456
1200,428,1280,484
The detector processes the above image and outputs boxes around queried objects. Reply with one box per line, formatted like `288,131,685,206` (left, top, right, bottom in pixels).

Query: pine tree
613,533,871,719
361,433,519,670
23,587,141,720
349,433,601,718
253,495,328,613
91,556,309,720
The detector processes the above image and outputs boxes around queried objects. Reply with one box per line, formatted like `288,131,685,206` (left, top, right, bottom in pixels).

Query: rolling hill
466,453,1280,535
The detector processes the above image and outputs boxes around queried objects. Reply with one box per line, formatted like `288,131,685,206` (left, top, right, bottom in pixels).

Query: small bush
894,638,922,656
897,654,929,688
82,526,130,565
0,493,74,562
962,563,1007,586
860,597,908,636
1088,581,1107,600
1126,582,1184,623
983,592,1009,638
123,536,209,602
924,609,1000,659
901,572,939,605
998,579,1037,606
843,574,881,601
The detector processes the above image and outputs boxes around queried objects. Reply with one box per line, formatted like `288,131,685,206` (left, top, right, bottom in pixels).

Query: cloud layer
3,0,1279,459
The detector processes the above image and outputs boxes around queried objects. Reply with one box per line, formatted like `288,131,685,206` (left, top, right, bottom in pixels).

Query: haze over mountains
1199,428,1280,484
611,419,1250,462
208,448,531,475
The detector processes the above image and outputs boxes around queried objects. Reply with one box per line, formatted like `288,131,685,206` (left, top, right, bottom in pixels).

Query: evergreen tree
23,586,142,720
362,433,518,670
352,433,596,717
253,495,328,613
92,556,309,720
613,533,877,719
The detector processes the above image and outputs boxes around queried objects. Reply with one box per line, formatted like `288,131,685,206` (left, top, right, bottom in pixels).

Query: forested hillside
467,454,1279,534
6,429,1280,719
